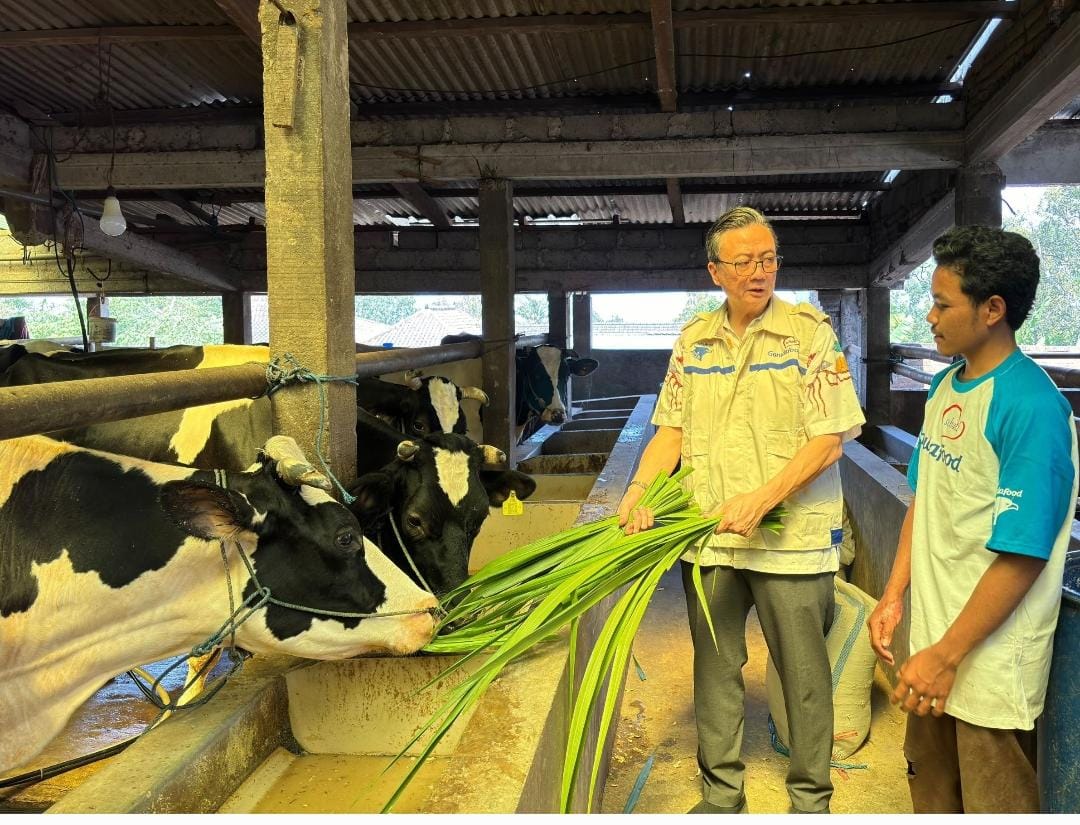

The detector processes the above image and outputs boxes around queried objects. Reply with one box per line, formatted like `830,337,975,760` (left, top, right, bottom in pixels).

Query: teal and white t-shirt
908,349,1078,730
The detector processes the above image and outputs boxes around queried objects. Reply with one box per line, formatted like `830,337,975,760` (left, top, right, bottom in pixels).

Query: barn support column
839,286,889,425
547,290,569,349
816,289,843,333
955,161,1004,228
479,177,516,462
260,0,357,480
571,292,592,357
222,292,253,344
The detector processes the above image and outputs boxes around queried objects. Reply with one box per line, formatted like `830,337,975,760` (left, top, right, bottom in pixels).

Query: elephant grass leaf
383,470,784,813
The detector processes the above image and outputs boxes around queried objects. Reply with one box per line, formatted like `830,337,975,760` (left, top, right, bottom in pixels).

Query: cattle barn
1,0,1079,814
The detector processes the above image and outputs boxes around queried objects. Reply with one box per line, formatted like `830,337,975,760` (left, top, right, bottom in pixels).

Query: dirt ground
601,566,913,815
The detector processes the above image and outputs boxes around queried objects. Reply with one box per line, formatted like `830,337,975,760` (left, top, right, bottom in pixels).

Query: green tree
678,291,724,323
356,295,417,325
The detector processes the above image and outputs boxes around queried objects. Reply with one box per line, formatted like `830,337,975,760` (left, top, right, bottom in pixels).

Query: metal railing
890,344,1080,389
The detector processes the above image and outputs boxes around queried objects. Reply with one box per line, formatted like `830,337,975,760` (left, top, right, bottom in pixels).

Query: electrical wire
351,20,974,96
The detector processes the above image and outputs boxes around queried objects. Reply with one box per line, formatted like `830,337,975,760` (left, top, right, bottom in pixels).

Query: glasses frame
710,254,783,278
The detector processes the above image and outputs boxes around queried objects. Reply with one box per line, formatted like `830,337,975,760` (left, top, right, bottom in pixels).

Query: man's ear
984,295,1008,328
707,261,723,288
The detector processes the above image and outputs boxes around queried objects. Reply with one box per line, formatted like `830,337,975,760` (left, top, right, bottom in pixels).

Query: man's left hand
891,645,956,717
709,492,772,537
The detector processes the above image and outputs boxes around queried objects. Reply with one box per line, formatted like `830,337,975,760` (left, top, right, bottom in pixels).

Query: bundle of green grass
381,468,784,813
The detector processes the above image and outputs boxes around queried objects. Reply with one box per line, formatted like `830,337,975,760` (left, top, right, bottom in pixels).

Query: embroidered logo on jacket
692,344,711,361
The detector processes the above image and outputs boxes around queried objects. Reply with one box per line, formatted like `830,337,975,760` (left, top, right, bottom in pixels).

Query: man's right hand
617,485,654,535
868,594,904,666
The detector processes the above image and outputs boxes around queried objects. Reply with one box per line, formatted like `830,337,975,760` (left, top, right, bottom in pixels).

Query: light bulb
99,187,127,236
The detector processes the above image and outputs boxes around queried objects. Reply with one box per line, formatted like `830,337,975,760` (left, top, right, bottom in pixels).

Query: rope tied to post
264,352,359,504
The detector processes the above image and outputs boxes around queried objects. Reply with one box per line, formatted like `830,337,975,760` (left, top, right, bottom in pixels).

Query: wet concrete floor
601,566,913,815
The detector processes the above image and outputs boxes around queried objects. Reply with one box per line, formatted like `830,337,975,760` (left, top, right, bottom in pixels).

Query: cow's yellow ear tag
502,490,524,516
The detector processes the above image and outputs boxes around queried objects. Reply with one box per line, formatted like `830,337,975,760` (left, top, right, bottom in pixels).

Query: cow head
516,345,599,426
160,435,437,658
356,375,488,439
349,414,536,596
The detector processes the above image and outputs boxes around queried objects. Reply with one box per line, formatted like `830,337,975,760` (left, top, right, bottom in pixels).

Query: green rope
265,353,359,505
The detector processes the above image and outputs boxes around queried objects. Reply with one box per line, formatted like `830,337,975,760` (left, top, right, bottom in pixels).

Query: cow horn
262,436,333,490
397,440,421,462
461,386,489,405
479,444,506,465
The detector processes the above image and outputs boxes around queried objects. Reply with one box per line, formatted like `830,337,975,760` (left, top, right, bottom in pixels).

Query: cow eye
336,530,357,549
412,419,429,434
405,513,425,535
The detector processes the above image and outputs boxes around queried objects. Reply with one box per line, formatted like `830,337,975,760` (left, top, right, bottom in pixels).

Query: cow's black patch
0,452,190,616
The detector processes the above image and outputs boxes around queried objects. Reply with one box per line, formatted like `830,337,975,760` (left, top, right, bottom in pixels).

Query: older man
618,207,865,814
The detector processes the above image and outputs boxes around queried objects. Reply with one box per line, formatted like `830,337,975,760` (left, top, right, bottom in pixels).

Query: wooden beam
999,121,1080,186
0,113,30,186
665,178,685,226
0,26,244,48
870,193,953,287
153,190,218,226
966,11,1080,162
54,132,964,190
213,0,261,45
390,182,451,230
261,0,357,480
650,0,677,113
76,219,241,292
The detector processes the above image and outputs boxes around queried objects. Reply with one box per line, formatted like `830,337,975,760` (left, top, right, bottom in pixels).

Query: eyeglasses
710,254,783,278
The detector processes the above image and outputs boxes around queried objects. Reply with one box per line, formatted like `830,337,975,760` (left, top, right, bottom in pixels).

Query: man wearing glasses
618,207,865,814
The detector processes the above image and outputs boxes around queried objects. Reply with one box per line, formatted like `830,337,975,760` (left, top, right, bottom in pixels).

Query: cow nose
549,410,565,424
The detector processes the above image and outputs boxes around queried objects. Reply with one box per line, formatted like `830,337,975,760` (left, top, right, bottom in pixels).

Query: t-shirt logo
993,494,1021,525
941,403,966,440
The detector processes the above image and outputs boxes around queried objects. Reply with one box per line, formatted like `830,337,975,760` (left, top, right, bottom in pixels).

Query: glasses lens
761,256,778,273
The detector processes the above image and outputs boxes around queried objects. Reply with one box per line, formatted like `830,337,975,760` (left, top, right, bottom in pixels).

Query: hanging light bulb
99,186,127,236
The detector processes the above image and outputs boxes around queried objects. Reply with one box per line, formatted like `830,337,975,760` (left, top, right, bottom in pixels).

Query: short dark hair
705,207,777,262
931,225,1040,331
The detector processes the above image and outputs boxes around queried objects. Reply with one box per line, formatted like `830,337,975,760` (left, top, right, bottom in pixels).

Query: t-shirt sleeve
652,335,686,428
801,321,866,441
986,390,1077,560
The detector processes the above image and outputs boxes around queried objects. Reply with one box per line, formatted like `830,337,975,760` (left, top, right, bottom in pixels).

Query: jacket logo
941,403,966,440
692,345,711,360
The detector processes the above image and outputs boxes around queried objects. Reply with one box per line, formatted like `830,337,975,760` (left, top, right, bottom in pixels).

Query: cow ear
347,471,393,527
479,469,537,506
159,481,254,541
568,357,598,377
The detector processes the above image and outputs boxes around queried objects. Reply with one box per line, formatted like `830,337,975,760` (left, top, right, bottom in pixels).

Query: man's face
926,265,988,358
707,223,777,318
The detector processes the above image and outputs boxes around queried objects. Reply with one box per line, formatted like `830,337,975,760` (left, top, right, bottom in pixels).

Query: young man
868,225,1079,813
618,207,865,814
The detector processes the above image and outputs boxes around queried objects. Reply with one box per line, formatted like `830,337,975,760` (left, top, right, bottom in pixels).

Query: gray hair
705,207,777,262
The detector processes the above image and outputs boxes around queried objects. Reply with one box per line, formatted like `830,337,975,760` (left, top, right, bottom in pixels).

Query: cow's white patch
433,448,470,507
427,378,460,433
299,486,336,507
536,346,566,415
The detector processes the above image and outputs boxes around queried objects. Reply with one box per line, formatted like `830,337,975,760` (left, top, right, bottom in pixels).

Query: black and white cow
348,408,536,595
0,434,437,775
355,375,488,440
438,336,600,441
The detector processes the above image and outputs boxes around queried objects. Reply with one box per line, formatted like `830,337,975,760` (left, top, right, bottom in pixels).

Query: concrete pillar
479,178,516,462
816,289,843,335
571,292,592,358
955,161,1004,228
260,0,357,481
864,287,892,427
547,290,569,349
222,292,252,344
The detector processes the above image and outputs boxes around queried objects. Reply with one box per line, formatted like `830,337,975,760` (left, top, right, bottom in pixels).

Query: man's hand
617,485,654,535
867,595,904,666
891,645,956,717
709,491,772,537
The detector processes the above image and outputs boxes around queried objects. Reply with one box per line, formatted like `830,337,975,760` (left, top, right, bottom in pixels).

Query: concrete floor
601,566,914,815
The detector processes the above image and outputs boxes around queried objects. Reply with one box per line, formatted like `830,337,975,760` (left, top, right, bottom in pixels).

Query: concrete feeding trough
25,396,657,814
